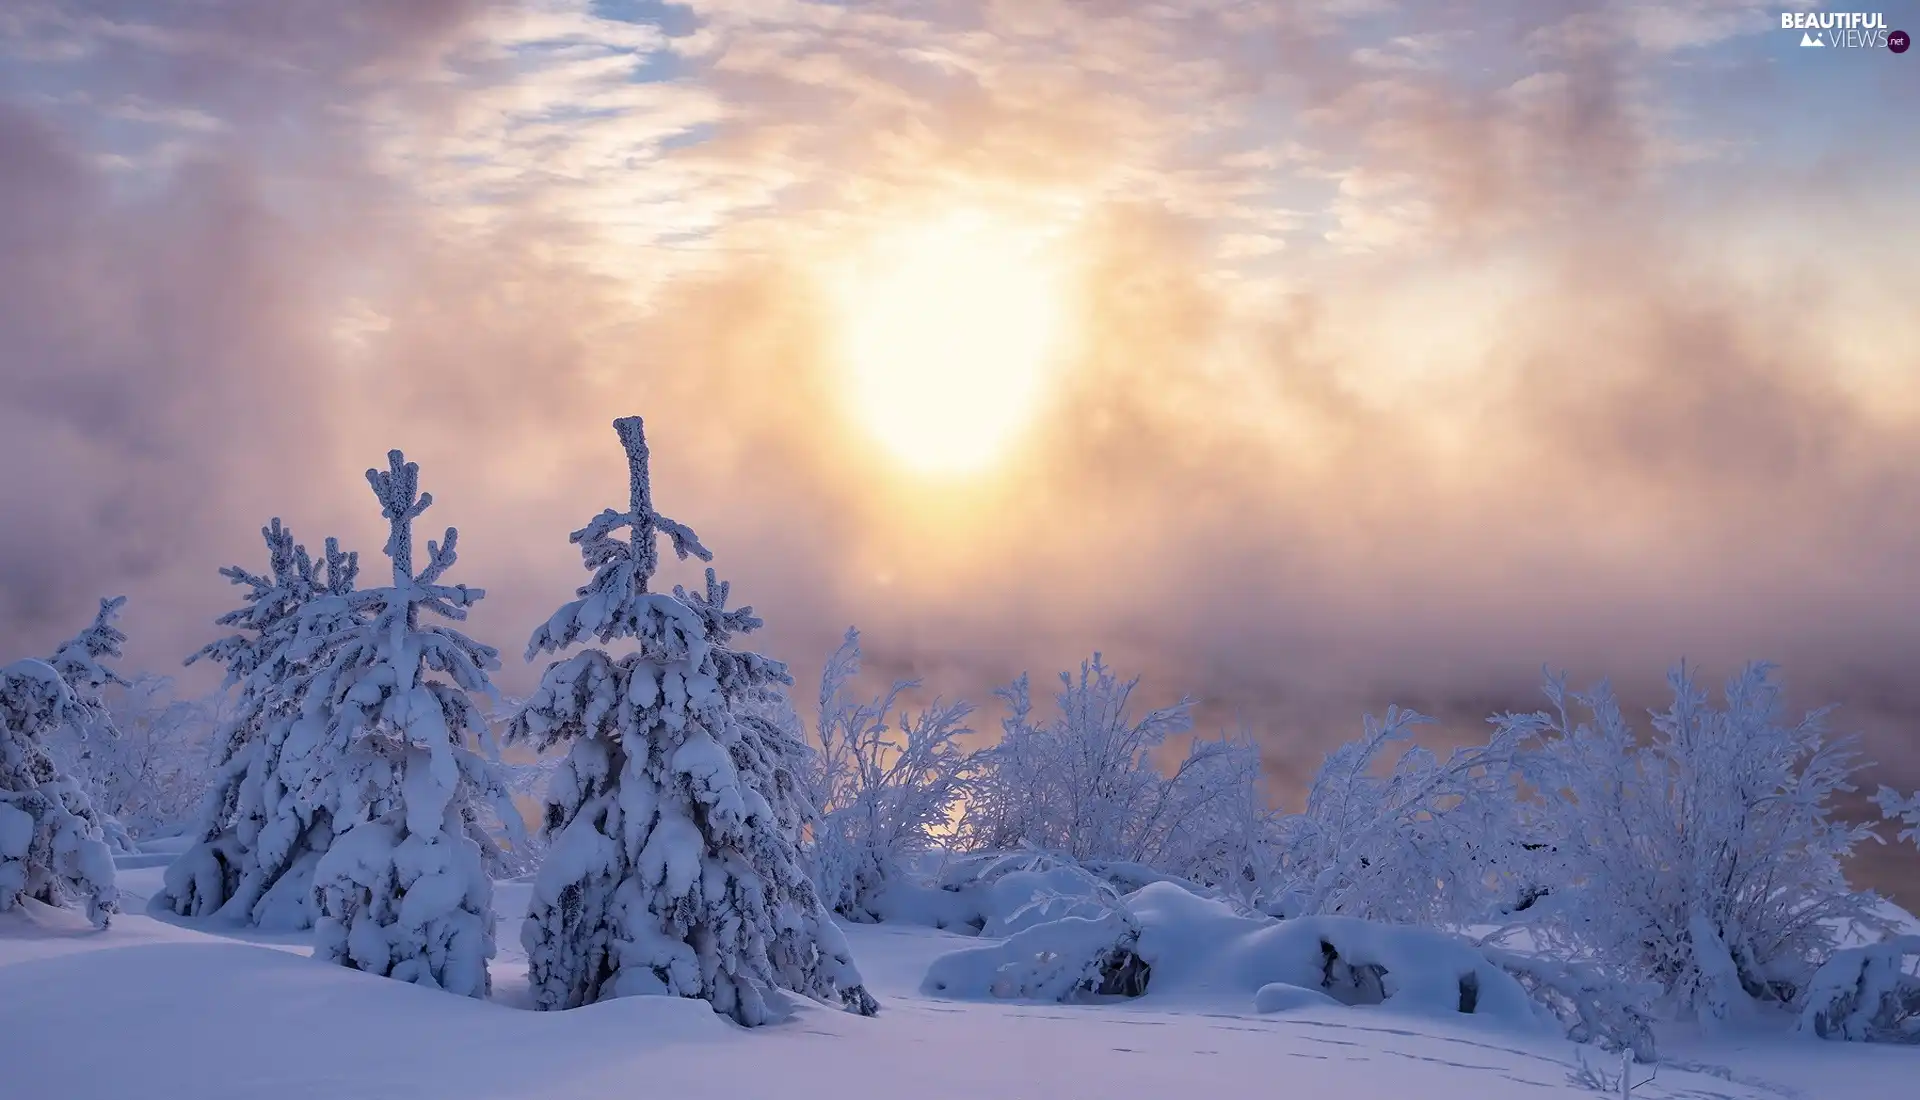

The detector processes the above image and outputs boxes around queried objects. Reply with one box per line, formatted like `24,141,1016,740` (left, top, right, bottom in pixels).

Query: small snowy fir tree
41,597,139,853
301,451,523,997
0,599,128,927
509,415,877,1024
158,519,362,928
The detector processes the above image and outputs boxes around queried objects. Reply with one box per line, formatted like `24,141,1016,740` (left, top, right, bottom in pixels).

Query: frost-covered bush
1480,948,1658,1060
1263,705,1534,925
299,452,524,998
1500,663,1881,1023
1876,787,1920,851
809,627,978,920
158,520,363,929
48,672,219,845
1,652,118,927
1795,935,1920,1043
962,656,1264,882
508,416,876,1025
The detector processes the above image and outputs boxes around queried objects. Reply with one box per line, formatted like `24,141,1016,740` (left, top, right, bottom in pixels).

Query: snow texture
18,899,1909,1100
297,452,524,997
508,415,877,1025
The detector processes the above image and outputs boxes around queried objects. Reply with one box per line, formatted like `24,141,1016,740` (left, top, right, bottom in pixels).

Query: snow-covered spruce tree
42,597,137,853
508,415,877,1024
1498,663,1881,1024
810,626,978,921
158,519,361,928
0,602,127,926
301,452,523,997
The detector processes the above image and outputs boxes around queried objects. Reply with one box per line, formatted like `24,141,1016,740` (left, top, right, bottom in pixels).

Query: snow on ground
1,843,1914,1100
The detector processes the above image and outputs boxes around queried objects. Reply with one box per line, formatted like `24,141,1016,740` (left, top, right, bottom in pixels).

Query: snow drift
922,880,1559,1042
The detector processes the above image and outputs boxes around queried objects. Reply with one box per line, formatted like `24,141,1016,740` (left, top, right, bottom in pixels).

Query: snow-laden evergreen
298,452,523,998
0,599,129,927
158,520,362,928
508,415,877,1024
42,597,137,853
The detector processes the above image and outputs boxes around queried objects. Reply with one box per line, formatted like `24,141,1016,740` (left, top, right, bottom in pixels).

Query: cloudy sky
3,1,1917,885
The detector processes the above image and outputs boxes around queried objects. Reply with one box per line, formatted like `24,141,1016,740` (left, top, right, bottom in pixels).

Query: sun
827,211,1074,476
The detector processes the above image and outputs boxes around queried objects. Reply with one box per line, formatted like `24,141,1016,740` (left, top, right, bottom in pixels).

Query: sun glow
827,211,1074,475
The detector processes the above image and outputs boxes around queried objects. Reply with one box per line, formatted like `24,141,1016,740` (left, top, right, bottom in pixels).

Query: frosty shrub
83,677,219,839
509,415,877,1025
962,655,1266,883
1481,948,1659,1060
809,626,978,921
1876,787,1920,852
1264,704,1535,926
0,598,129,926
300,452,524,997
1499,663,1880,1023
157,520,363,929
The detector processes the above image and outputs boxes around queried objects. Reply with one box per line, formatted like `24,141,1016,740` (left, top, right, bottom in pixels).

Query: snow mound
0,937,735,1099
1253,981,1341,1013
1797,935,1920,1043
920,910,1146,1001
921,881,1557,1039
875,851,1218,937
978,865,1117,937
